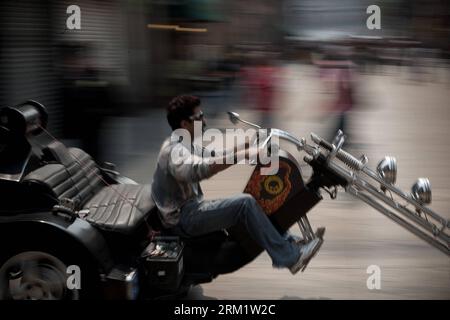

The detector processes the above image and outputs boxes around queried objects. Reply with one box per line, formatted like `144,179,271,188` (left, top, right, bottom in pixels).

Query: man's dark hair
167,95,201,130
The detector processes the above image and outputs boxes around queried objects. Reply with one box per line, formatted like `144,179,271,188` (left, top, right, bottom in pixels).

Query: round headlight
377,156,397,185
411,178,432,204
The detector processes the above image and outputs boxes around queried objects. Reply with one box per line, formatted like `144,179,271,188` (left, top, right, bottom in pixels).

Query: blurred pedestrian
241,54,279,129
316,58,356,144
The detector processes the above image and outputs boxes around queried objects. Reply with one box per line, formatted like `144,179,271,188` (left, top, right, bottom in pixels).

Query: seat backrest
23,163,76,204
23,141,103,207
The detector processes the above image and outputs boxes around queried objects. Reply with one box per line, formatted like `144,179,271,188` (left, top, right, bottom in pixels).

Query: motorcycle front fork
296,215,326,244
294,215,326,271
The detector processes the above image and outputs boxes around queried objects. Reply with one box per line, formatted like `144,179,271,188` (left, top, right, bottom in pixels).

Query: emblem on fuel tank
263,176,284,195
244,161,293,215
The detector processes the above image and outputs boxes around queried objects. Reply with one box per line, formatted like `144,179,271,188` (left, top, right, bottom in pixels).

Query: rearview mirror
227,111,240,125
227,111,261,129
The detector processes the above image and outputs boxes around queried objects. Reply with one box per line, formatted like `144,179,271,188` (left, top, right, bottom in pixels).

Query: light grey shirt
151,137,214,228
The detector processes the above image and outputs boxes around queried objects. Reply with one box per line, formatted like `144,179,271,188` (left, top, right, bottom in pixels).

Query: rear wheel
0,251,79,300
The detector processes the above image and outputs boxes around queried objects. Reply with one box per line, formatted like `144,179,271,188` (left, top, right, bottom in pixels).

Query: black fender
0,211,114,274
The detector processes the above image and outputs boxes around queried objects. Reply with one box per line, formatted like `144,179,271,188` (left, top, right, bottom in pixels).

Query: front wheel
0,251,79,300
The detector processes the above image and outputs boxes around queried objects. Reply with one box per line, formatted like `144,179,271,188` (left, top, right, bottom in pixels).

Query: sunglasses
188,110,204,121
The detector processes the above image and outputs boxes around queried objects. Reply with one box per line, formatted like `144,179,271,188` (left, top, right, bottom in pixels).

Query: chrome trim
268,128,304,149
348,187,449,256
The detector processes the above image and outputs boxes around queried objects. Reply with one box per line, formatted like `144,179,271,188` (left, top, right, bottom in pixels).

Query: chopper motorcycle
0,101,448,300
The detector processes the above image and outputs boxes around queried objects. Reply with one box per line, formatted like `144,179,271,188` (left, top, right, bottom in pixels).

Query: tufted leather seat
82,183,153,233
23,141,154,234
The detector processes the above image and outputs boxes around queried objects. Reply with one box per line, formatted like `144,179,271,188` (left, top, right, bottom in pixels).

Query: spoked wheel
0,251,79,300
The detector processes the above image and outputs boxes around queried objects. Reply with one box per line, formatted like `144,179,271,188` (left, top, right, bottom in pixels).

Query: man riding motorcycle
151,95,322,274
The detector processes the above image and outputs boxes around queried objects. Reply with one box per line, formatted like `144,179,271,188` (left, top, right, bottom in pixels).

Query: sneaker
284,231,304,245
289,237,322,275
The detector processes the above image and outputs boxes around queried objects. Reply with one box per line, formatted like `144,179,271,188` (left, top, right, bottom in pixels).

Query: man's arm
208,146,254,176
168,142,255,182
208,133,253,159
168,143,213,182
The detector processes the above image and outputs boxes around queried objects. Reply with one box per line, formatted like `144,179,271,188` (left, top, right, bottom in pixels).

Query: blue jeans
176,193,300,268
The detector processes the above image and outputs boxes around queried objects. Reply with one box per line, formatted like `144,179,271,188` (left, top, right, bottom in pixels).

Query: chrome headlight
377,156,397,185
411,178,432,204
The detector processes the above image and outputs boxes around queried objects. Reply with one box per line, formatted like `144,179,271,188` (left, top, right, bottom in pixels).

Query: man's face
181,106,206,139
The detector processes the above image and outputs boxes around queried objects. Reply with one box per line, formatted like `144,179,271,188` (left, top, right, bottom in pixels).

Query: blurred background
1,0,449,165
0,0,449,299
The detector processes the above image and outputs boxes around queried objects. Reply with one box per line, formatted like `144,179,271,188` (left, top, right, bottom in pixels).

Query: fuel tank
229,150,323,258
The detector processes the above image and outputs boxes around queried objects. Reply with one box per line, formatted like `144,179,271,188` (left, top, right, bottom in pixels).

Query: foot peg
293,215,325,272
289,228,325,275
300,227,325,272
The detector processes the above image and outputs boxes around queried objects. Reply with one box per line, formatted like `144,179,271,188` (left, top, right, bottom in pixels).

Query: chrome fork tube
362,167,447,226
323,159,449,256
297,216,315,241
348,187,450,256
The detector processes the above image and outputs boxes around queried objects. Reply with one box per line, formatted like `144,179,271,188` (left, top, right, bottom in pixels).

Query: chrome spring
336,149,365,170
317,141,364,170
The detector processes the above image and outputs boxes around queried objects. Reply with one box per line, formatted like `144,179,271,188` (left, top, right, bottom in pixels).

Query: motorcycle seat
82,183,154,234
23,140,154,234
